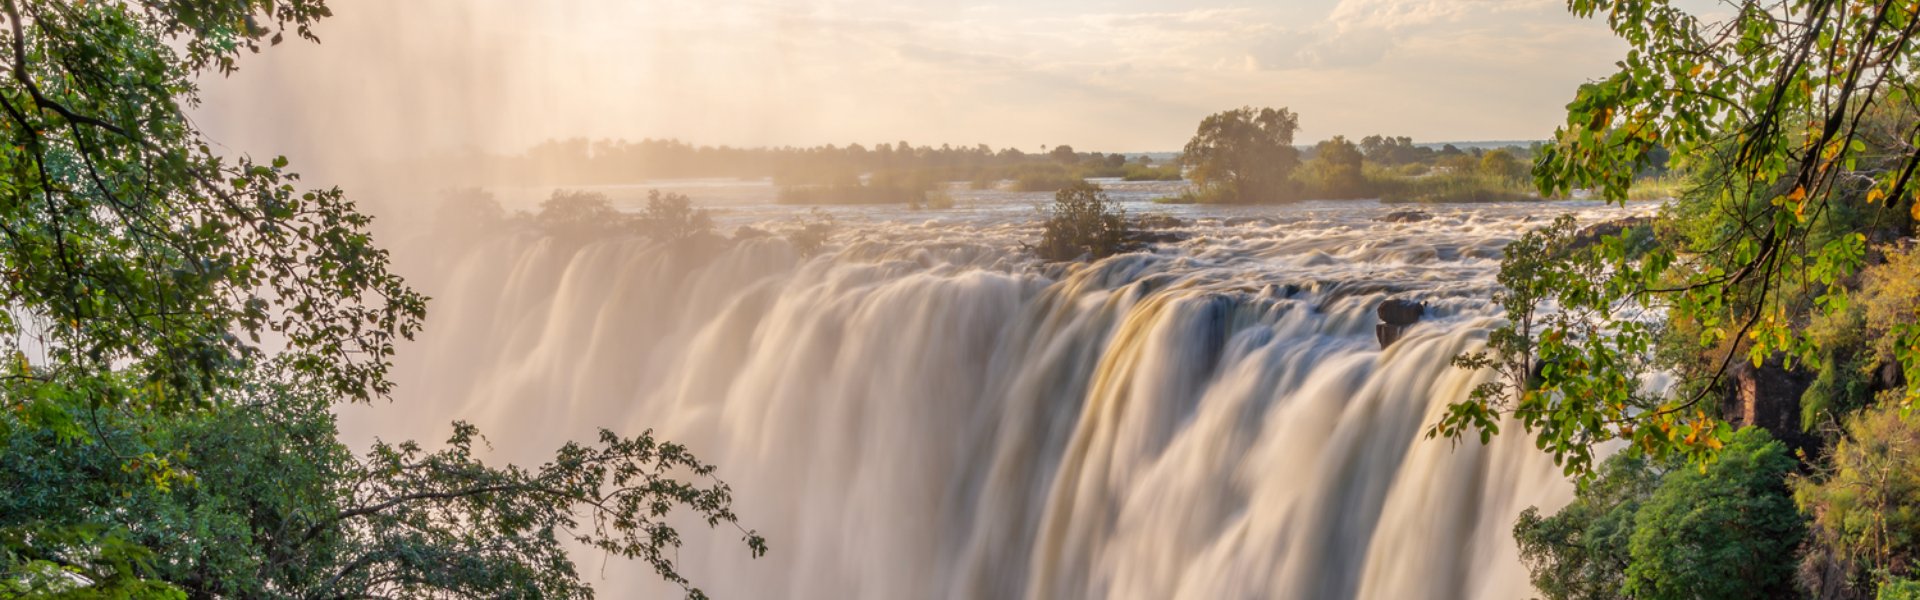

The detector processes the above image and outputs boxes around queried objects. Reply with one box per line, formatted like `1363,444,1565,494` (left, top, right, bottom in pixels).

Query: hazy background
194,0,1629,175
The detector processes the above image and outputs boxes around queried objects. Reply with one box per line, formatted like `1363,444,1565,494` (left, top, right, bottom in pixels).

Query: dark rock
1566,216,1654,252
1133,214,1188,229
1722,355,1817,457
1375,298,1426,348
1376,323,1410,348
1379,210,1433,223
1223,216,1273,227
1127,230,1186,245
1378,299,1425,326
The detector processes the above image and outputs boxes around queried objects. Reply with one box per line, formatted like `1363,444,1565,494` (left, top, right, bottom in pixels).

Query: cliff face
1722,356,1817,456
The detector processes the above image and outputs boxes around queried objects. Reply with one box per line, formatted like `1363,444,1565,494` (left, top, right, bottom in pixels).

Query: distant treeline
425,131,1670,206
488,138,1176,187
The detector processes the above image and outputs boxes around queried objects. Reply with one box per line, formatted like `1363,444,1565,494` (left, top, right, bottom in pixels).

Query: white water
344,195,1651,599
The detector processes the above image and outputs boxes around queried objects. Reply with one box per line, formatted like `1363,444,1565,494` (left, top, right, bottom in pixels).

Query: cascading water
341,192,1650,599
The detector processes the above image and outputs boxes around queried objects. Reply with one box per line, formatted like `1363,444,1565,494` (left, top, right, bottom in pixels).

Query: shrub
1513,428,1804,600
537,190,625,236
922,189,956,210
1036,182,1129,261
1514,452,1665,600
636,190,713,243
1122,163,1184,181
1795,404,1920,597
785,208,836,258
1624,427,1804,600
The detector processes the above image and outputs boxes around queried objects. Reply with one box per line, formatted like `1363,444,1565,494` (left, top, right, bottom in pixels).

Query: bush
536,190,625,236
785,208,836,258
1037,182,1129,261
1624,427,1804,600
1882,579,1920,600
1011,166,1085,192
636,190,713,243
1377,171,1537,203
1795,404,1920,597
1121,163,1183,181
1514,452,1665,600
921,189,956,210
1513,428,1804,600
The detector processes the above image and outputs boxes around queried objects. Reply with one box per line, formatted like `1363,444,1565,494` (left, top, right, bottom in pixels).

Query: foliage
0,366,764,599
1377,169,1539,204
1623,427,1804,599
0,0,426,413
1036,182,1129,261
1297,135,1368,199
1434,0,1920,478
1514,452,1667,600
1180,106,1301,203
1795,404,1920,598
1120,163,1183,181
785,208,837,258
537,190,626,236
1802,242,1920,430
0,0,761,596
1883,579,1920,600
1513,428,1803,600
638,190,715,243
1009,165,1086,192
1479,149,1528,182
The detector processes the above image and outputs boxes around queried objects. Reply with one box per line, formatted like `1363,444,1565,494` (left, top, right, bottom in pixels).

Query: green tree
1180,106,1301,203
1514,452,1666,600
0,1,762,596
1036,181,1128,261
1434,0,1920,477
1,367,763,599
1300,135,1367,199
1623,427,1804,599
1478,148,1526,182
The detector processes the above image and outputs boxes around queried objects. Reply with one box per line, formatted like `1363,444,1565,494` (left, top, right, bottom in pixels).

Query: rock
1379,210,1433,223
1722,354,1817,457
1127,230,1185,245
1566,216,1654,252
1223,216,1273,227
1378,298,1425,326
1375,298,1425,348
1133,214,1188,229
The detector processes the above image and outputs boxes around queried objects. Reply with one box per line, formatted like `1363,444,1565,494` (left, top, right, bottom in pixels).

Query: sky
195,0,1631,163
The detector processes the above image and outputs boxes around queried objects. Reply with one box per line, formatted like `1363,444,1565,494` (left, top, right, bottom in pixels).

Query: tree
1623,427,1804,600
637,190,714,244
1514,452,1666,600
1795,404,1920,598
1433,0,1920,478
1300,135,1367,199
1036,181,1129,261
1478,148,1526,182
0,1,761,596
538,189,625,236
1180,106,1301,203
1,366,763,599
1050,144,1077,164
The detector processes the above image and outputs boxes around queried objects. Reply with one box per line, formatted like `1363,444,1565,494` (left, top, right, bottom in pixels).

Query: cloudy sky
197,0,1630,161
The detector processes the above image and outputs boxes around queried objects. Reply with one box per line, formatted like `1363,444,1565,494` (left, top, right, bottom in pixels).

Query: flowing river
342,183,1653,599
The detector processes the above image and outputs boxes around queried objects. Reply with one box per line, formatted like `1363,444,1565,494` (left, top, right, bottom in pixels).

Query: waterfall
342,202,1636,599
